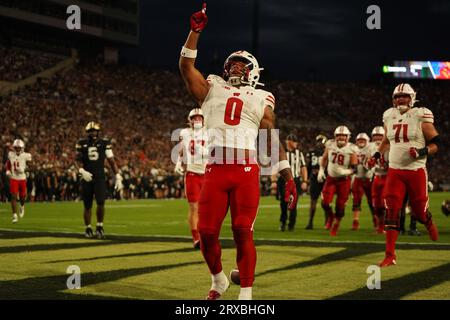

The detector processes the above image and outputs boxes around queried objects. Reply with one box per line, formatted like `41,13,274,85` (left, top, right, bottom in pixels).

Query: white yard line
0,228,449,246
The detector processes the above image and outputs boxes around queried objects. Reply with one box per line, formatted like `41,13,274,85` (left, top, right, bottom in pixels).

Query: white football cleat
12,214,18,223
19,206,25,218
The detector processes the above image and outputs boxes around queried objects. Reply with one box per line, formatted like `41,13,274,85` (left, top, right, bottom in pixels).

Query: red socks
199,233,223,275
233,228,256,288
385,230,399,257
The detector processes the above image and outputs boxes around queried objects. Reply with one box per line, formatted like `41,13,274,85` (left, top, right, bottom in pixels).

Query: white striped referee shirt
286,149,306,179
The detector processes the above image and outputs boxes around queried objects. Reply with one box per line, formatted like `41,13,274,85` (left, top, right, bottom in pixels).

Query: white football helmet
13,139,25,153
392,83,416,111
188,108,204,129
223,50,264,88
371,126,385,136
355,133,369,148
334,125,351,147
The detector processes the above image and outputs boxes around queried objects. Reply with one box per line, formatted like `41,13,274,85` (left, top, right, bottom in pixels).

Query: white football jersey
325,139,358,178
179,127,208,174
355,144,373,179
367,141,389,176
201,75,275,151
8,151,32,180
383,107,433,170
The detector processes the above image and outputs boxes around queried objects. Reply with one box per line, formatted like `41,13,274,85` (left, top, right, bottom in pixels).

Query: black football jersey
306,150,322,178
76,138,112,178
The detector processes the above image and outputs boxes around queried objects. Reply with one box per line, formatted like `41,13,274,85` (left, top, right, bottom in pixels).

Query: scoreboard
383,61,450,80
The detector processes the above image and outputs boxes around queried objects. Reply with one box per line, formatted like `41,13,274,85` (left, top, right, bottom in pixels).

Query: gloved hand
409,147,428,159
190,2,208,33
174,161,185,175
317,167,326,183
114,173,123,191
284,179,298,210
6,170,12,178
79,168,93,182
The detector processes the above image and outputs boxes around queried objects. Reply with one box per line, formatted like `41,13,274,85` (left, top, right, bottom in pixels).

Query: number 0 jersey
325,139,358,178
201,75,275,151
383,107,433,170
8,151,32,180
179,127,208,174
76,138,113,178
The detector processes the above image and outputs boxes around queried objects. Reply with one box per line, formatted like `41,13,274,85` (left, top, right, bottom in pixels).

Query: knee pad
321,201,331,210
335,208,345,218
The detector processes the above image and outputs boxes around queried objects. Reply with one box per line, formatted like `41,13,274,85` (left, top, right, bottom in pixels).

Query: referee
274,134,308,231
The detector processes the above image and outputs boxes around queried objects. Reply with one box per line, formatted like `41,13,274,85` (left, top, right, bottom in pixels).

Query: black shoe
305,223,313,230
193,240,201,249
85,227,94,238
288,225,295,231
96,226,106,239
408,228,422,236
279,223,286,231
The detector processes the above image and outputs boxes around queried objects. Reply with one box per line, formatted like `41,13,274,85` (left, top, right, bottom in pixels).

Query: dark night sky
121,0,450,81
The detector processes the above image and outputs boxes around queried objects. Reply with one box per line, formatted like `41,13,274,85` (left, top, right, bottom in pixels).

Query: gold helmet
85,121,101,132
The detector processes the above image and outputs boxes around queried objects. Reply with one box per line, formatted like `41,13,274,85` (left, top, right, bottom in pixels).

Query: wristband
181,46,197,59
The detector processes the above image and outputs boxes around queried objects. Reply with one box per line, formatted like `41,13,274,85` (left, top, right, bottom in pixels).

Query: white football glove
336,167,354,177
428,181,434,192
6,170,12,178
317,167,326,183
114,173,124,191
79,168,93,182
174,161,185,175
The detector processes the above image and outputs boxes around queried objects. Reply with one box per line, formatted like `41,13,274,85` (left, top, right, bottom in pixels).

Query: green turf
0,193,449,300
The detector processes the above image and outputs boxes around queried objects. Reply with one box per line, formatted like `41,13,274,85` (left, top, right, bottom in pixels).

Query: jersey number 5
224,97,243,126
393,124,409,143
88,147,99,161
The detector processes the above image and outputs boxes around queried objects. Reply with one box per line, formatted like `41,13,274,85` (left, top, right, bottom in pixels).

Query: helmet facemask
393,94,412,113
190,114,204,130
87,129,99,140
224,58,251,87
356,139,367,148
372,134,384,143
335,134,348,148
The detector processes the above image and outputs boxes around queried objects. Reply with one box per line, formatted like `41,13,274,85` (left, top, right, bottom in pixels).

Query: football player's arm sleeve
422,122,440,156
179,31,210,105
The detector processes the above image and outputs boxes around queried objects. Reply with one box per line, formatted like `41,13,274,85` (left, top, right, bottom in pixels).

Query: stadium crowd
1,53,449,202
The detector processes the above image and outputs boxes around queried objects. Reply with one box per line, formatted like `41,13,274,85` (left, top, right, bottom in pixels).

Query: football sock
200,233,223,275
238,287,252,300
385,230,399,257
86,224,92,228
97,222,103,227
191,229,200,242
211,271,228,293
233,228,256,288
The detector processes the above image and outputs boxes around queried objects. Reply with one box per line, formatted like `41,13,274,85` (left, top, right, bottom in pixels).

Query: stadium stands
0,52,449,202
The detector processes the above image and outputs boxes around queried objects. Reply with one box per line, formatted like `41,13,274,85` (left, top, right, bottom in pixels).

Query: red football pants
383,167,429,228
198,163,260,287
351,177,372,210
10,179,27,198
321,176,351,218
184,171,204,203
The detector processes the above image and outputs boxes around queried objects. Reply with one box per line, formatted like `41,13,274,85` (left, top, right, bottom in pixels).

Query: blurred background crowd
1,46,449,202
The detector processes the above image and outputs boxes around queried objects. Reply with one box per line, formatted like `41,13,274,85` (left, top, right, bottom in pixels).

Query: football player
351,132,374,230
179,3,297,300
305,134,327,230
75,122,123,239
367,126,389,234
377,83,440,267
5,139,32,223
318,126,358,236
174,108,208,249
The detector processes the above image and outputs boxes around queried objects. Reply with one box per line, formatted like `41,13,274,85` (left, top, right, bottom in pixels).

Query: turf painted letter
66,265,81,289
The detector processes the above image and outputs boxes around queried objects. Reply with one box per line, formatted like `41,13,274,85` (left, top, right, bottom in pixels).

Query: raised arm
179,3,210,105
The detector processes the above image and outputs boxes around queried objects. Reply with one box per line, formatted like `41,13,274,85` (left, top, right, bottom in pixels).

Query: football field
1,193,449,300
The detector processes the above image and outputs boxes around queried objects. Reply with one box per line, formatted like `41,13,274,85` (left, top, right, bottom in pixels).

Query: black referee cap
286,134,298,142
